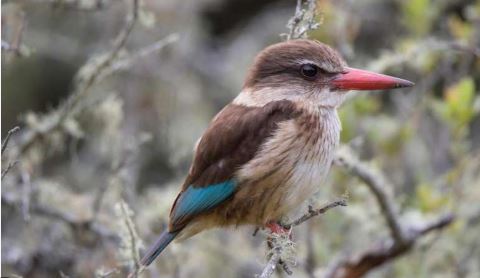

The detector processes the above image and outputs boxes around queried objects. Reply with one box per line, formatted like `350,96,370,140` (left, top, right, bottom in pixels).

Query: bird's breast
235,107,341,224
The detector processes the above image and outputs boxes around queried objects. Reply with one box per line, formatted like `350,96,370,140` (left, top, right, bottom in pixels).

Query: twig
284,0,320,40
1,192,118,241
98,33,179,80
2,126,20,155
16,0,140,156
1,161,19,180
2,126,20,180
119,200,144,278
283,199,347,229
334,145,407,244
259,251,282,278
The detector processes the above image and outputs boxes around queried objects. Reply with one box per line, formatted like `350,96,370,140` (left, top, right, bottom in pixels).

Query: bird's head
237,39,413,108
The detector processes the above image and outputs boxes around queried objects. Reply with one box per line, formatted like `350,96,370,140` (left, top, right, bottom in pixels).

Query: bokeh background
2,0,480,277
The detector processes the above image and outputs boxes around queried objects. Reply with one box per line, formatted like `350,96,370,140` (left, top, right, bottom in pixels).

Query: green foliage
432,77,477,136
402,0,431,36
416,183,450,213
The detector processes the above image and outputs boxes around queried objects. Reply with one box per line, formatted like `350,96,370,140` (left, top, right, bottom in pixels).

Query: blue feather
172,180,236,222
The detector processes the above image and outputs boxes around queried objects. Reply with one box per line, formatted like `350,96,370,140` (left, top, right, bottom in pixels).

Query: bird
140,39,414,266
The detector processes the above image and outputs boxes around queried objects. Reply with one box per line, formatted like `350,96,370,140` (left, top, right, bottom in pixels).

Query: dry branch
259,251,281,278
334,146,407,244
2,126,20,155
1,126,20,180
16,0,139,155
327,145,456,277
284,199,348,229
284,0,320,40
1,191,118,242
325,214,454,278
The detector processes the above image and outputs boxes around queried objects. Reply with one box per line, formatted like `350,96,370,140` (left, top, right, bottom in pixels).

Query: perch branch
259,251,282,278
284,199,348,229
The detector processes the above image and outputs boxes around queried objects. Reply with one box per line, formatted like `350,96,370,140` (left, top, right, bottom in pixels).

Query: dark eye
300,64,318,79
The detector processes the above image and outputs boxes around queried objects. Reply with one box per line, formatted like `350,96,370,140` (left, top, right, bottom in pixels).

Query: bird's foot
266,221,293,240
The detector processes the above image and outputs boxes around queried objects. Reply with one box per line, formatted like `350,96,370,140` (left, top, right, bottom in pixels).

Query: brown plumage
170,100,300,231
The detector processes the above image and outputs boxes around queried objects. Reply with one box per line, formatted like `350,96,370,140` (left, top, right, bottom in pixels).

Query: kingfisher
140,39,413,266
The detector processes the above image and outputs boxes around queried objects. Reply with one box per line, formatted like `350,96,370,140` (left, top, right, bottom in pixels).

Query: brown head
238,39,413,108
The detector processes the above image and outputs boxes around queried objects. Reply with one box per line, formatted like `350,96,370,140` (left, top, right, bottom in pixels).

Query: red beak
331,67,414,91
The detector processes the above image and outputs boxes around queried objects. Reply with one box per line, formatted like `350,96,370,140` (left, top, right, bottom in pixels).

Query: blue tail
140,230,180,266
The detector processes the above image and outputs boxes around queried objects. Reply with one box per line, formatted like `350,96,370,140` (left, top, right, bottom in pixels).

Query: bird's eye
300,64,318,79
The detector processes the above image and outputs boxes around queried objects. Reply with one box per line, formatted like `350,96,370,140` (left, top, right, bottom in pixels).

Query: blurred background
2,0,480,277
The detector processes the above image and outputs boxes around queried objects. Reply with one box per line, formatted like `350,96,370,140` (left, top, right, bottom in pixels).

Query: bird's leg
266,221,293,240
265,221,294,275
266,221,288,234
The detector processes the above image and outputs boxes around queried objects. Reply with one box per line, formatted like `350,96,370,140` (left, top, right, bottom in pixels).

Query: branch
2,126,20,180
1,161,19,180
283,199,347,229
118,200,144,278
325,214,455,278
326,145,456,278
334,145,407,244
1,191,118,242
2,126,20,155
15,0,140,156
257,198,346,278
259,251,281,278
98,33,179,80
284,0,320,40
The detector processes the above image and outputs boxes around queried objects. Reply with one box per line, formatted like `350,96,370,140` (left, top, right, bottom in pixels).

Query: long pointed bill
331,67,414,91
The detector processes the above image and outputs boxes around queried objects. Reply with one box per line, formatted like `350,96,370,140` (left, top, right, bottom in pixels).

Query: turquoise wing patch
172,180,236,222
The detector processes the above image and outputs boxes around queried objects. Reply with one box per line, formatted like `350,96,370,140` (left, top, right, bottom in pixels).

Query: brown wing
169,100,299,230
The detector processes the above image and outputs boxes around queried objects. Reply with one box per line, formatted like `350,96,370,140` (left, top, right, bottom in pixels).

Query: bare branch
283,199,347,229
334,145,407,244
2,126,20,180
118,200,144,278
1,161,19,180
284,0,320,40
325,214,455,278
2,126,20,155
259,251,281,278
98,33,179,80
15,0,140,156
1,191,118,241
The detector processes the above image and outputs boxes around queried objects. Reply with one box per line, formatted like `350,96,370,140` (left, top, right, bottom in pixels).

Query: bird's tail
140,229,180,266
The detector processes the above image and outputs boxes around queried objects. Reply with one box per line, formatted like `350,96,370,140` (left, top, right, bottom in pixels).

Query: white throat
233,87,348,110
